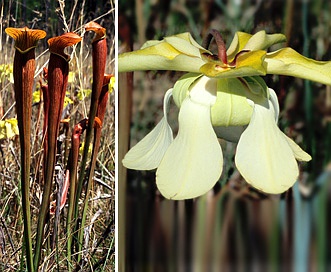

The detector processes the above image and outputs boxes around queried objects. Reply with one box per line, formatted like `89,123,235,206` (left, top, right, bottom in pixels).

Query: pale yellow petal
235,100,299,194
122,89,173,170
122,117,173,170
156,98,223,200
284,135,312,162
268,88,279,121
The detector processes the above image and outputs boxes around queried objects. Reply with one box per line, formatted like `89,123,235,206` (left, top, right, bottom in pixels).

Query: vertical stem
66,119,88,270
293,183,312,272
34,33,81,269
73,26,107,263
13,49,36,272
77,76,111,262
118,13,134,270
34,56,69,269
302,0,316,175
20,127,33,272
6,26,47,271
324,85,331,165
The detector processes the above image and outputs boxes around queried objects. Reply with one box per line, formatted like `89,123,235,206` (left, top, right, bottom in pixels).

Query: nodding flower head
120,29,331,199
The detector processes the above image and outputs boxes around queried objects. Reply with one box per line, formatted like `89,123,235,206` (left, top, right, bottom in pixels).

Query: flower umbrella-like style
119,29,331,200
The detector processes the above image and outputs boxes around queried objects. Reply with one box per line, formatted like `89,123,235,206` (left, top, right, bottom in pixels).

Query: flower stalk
5,27,46,272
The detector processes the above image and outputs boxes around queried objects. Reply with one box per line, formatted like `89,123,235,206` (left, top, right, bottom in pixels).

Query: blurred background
118,0,331,271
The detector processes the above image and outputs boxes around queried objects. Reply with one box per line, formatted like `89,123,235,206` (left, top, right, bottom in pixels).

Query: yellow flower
0,118,19,139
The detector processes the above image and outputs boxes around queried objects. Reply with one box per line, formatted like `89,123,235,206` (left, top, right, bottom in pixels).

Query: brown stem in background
118,13,133,272
40,68,49,167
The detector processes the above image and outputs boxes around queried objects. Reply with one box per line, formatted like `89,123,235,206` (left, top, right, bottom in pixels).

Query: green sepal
172,73,203,107
266,47,331,85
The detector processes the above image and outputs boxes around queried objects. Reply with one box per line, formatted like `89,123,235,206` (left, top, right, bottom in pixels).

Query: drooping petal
268,88,280,121
235,99,300,194
156,99,223,199
122,89,174,170
122,118,173,170
156,77,223,199
265,47,331,85
284,135,312,162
